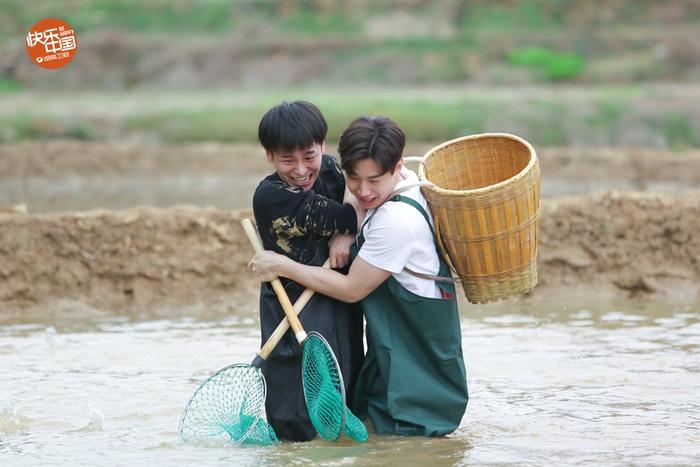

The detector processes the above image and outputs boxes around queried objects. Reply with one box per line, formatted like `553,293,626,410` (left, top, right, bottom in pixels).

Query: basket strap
389,181,434,198
430,215,461,282
404,266,460,283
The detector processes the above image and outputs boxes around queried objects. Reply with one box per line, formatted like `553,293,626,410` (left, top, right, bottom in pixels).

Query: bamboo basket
416,133,540,304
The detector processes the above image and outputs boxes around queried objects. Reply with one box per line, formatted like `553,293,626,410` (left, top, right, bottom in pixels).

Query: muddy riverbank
1,189,698,317
2,140,700,213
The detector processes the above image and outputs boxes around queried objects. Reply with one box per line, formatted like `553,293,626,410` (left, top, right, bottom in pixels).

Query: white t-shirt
357,166,442,299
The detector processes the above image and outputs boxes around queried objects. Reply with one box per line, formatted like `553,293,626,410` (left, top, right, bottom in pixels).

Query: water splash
77,404,104,432
44,326,64,348
0,402,29,435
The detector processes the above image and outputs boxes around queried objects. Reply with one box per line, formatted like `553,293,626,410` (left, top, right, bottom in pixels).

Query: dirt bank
537,190,700,303
1,190,698,317
0,207,259,320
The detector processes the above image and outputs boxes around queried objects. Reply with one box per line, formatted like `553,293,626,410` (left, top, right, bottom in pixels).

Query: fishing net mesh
302,333,368,442
180,364,278,446
343,407,369,442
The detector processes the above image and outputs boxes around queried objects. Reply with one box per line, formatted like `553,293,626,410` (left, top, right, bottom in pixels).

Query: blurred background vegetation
1,0,699,148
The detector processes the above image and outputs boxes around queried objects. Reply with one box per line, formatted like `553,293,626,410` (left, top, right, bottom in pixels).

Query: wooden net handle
257,258,331,360
241,218,307,344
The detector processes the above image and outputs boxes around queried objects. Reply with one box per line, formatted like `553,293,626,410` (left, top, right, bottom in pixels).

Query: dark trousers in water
259,280,364,442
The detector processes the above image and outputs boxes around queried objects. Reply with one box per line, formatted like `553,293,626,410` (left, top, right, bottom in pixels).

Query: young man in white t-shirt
355,164,443,299
250,116,468,437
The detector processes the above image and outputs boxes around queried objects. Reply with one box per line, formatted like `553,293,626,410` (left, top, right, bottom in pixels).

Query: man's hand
328,233,354,269
247,250,290,282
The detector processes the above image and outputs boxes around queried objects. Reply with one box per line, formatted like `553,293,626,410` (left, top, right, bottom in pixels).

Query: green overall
351,195,469,437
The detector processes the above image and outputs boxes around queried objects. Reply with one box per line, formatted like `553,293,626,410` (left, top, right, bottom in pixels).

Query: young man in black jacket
252,100,364,441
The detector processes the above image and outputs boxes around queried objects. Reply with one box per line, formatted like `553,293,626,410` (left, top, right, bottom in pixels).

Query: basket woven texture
418,133,540,304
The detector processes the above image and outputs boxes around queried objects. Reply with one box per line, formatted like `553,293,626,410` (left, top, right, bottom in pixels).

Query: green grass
121,95,493,143
329,37,478,83
3,0,697,88
649,113,699,150
124,109,261,143
585,101,625,145
277,9,359,35
2,0,236,35
507,47,585,81
0,78,22,94
7,0,698,37
0,89,499,143
0,114,95,141
1,87,699,149
460,1,562,31
516,102,568,146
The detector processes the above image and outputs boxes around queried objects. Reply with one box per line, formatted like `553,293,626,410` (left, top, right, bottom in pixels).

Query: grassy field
3,1,700,88
1,85,698,148
2,1,699,148
5,0,699,35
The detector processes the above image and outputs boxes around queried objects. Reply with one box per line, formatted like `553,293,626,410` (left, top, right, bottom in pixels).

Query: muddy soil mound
537,190,700,303
1,190,698,316
0,207,259,318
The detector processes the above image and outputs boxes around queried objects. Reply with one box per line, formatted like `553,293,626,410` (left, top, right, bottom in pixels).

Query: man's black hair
258,100,328,154
338,116,405,175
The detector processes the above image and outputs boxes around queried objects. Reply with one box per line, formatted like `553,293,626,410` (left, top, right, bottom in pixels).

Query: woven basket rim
418,132,537,196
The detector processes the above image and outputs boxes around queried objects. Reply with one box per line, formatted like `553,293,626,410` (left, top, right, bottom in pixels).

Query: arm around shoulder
252,250,391,303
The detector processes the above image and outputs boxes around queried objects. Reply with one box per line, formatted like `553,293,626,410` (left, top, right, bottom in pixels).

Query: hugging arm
328,185,366,268
249,251,391,303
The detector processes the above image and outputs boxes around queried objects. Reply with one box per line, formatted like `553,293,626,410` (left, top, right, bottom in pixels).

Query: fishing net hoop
302,331,346,441
179,363,268,446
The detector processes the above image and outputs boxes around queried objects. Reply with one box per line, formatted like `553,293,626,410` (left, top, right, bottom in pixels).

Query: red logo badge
26,18,78,70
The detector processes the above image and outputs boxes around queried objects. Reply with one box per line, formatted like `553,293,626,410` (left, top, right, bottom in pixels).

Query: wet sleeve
253,179,357,239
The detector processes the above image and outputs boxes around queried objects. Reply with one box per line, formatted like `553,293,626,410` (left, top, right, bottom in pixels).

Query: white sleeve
357,208,413,274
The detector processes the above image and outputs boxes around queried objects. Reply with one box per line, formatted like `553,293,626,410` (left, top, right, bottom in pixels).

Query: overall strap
356,194,457,291
390,195,457,286
357,212,372,247
390,195,440,255
358,195,435,249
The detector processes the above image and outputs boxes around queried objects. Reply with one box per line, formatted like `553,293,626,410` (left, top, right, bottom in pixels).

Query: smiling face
266,142,325,191
345,157,403,209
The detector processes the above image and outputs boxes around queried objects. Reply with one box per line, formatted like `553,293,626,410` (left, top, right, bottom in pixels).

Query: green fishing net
343,407,369,442
302,332,368,442
181,332,368,446
180,363,279,446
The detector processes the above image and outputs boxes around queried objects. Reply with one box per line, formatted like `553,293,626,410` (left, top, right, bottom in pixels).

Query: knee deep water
1,301,699,466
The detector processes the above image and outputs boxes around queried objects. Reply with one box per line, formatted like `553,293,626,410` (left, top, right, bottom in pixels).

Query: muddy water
0,174,265,213
1,302,698,466
2,174,696,214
